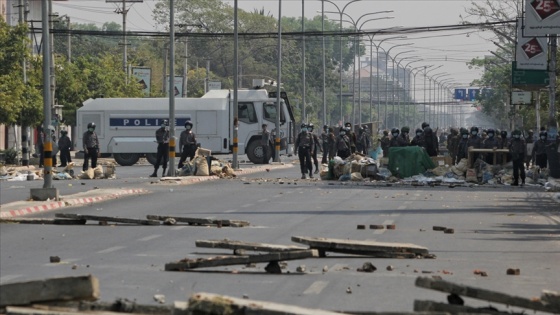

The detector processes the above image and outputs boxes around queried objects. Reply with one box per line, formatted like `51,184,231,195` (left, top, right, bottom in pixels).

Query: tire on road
246,141,270,164
113,153,140,166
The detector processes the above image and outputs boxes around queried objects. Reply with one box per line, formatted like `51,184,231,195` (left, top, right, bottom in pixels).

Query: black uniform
295,131,314,178
58,133,72,167
82,130,99,171
509,134,526,185
178,129,197,169
152,127,170,176
337,131,351,159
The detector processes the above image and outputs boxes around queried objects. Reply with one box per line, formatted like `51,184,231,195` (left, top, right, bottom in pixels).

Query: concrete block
30,188,59,201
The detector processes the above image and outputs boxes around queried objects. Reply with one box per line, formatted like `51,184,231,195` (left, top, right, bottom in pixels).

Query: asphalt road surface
1,161,559,313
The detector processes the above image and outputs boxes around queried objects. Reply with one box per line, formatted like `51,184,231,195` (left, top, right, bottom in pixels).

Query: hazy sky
49,0,503,90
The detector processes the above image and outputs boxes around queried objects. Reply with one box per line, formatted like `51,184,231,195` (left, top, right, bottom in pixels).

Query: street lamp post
409,65,432,128
389,50,416,127
422,65,442,123
323,0,362,125
429,73,450,126
397,58,421,127
382,43,413,128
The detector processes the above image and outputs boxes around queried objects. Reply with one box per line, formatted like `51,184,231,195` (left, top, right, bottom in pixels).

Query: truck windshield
263,102,286,125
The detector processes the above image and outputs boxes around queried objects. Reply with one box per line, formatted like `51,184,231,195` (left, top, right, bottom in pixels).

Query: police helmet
185,120,193,128
470,126,479,133
512,129,522,136
401,126,410,133
539,131,547,138
383,130,389,136
415,128,423,134
362,125,368,130
87,122,96,129
487,128,495,136
421,122,429,129
308,123,314,131
460,127,468,135
391,128,400,135
345,122,352,127
61,129,68,135
162,119,169,126
323,124,328,130
301,123,307,129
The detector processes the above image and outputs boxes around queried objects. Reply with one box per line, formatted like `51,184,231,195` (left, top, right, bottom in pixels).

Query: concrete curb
0,188,149,219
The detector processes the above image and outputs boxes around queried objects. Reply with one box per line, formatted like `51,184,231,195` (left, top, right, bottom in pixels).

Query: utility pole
167,0,176,177
18,0,29,167
301,0,306,124
547,34,559,178
66,16,71,63
111,0,143,80
183,39,188,98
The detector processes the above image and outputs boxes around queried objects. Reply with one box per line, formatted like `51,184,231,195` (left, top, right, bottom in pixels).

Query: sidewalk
0,163,294,219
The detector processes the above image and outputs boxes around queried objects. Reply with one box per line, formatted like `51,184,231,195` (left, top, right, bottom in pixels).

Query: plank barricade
0,218,86,225
0,275,99,307
291,236,434,259
415,277,560,314
165,250,318,274
146,215,250,227
195,239,307,253
55,214,160,226
186,292,348,315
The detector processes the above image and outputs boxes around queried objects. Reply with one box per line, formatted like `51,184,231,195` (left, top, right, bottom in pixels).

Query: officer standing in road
328,127,337,161
509,129,526,186
423,126,439,157
380,130,390,157
456,128,470,163
482,128,499,164
308,123,321,174
531,130,549,169
321,125,330,164
411,128,425,147
82,122,100,171
345,122,357,153
295,123,314,179
260,123,272,164
58,129,72,167
150,119,170,177
467,126,482,166
446,128,460,165
336,126,351,159
178,120,197,169
389,128,408,148
400,126,411,145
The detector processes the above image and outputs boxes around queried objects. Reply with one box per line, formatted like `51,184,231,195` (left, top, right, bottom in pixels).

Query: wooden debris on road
0,218,86,225
291,236,434,258
414,300,511,315
165,250,318,273
185,292,348,315
0,275,99,307
195,239,306,253
30,299,174,315
415,277,560,314
146,215,249,227
55,214,160,226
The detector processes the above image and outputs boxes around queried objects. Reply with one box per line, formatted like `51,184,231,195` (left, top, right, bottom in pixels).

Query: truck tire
113,153,140,166
247,141,269,164
145,153,158,165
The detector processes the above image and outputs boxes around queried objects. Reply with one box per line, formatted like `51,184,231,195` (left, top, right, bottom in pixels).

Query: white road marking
0,275,22,283
224,209,238,213
373,220,394,234
138,234,161,242
240,203,254,208
272,194,282,198
257,199,269,203
303,281,329,295
171,226,187,230
96,246,125,254
397,205,407,210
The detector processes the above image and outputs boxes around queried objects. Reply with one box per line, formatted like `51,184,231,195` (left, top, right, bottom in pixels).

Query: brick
386,224,396,230
357,225,366,230
433,226,446,231
369,224,384,230
444,228,455,234
507,268,520,275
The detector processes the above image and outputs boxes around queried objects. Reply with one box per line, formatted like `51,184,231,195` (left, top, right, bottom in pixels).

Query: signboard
109,117,191,127
208,81,222,91
166,76,184,97
132,67,151,96
516,18,548,70
524,0,560,36
511,61,549,89
511,91,533,105
468,88,480,101
454,88,467,100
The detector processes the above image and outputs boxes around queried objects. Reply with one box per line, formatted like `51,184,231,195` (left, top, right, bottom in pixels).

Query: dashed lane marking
373,220,394,234
224,209,238,213
138,234,162,242
240,203,254,208
257,199,269,203
96,246,125,254
303,281,329,295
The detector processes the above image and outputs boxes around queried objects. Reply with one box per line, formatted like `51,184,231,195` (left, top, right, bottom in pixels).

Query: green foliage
0,148,18,165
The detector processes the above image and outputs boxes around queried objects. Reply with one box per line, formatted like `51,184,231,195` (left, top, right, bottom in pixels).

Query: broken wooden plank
31,299,173,315
415,277,560,314
0,218,86,225
541,290,560,309
5,306,140,315
146,215,249,227
165,250,318,271
187,292,348,315
414,300,511,315
0,275,99,307
291,236,431,257
195,239,307,252
55,214,159,226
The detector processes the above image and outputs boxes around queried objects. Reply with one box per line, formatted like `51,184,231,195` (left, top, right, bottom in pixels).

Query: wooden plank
415,277,559,314
165,250,318,271
187,292,348,315
0,275,99,307
541,290,560,309
195,239,307,252
6,306,141,315
414,300,510,315
55,214,160,226
146,215,249,227
0,218,86,225
291,236,430,256
32,299,173,315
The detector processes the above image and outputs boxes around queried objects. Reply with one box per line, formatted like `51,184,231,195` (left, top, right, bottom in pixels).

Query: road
1,160,559,313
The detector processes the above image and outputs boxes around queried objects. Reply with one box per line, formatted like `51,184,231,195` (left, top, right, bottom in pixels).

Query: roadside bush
0,148,18,165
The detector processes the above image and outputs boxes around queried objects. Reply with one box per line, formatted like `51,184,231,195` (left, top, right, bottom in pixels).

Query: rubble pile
0,162,117,181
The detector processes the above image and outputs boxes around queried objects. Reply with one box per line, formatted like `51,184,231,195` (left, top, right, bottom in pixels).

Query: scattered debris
49,256,61,263
356,225,366,230
386,224,396,230
369,225,384,229
473,269,488,277
507,268,521,275
432,226,446,231
55,214,160,226
296,265,306,273
443,228,455,234
195,239,306,253
146,215,249,227
346,287,352,294
415,277,560,314
165,250,318,273
0,218,86,225
386,265,395,271
291,236,435,259
357,262,377,273
153,294,165,304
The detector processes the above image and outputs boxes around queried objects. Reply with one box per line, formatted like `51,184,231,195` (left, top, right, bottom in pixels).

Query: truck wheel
247,141,268,164
113,153,140,166
145,153,158,165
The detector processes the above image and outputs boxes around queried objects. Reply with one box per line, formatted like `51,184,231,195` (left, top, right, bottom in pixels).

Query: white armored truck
76,87,295,166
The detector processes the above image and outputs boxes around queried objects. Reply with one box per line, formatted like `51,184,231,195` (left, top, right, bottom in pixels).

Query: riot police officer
509,129,526,186
82,122,100,171
295,123,314,179
150,119,170,177
178,120,197,169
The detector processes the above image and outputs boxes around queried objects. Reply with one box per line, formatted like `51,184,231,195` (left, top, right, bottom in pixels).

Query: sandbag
455,158,468,172
466,168,477,183
93,165,104,179
195,156,210,176
432,165,449,176
351,172,363,181
350,161,362,173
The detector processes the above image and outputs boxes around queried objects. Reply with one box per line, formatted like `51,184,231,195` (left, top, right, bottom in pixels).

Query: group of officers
294,120,556,186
